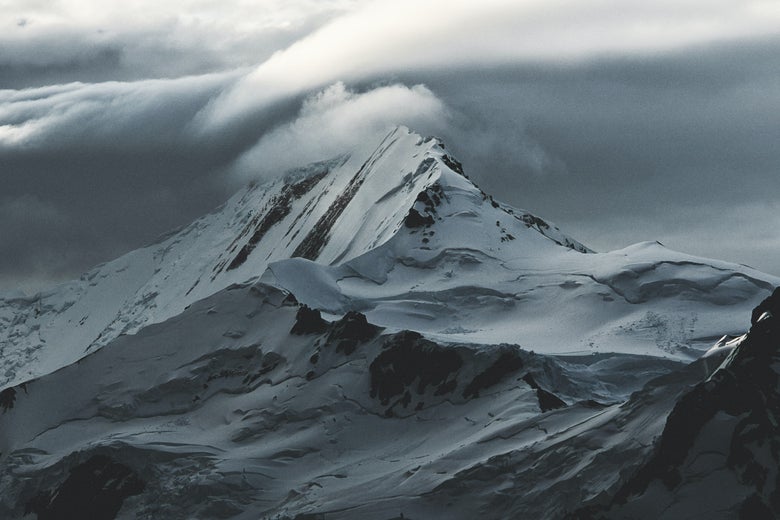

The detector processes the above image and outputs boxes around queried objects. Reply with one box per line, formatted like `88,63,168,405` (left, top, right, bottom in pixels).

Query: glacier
1,126,778,519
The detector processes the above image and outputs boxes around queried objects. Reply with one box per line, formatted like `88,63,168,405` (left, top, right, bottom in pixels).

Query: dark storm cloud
0,1,358,87
407,38,780,275
0,72,443,292
0,73,303,292
2,0,780,293
0,45,124,90
0,195,78,292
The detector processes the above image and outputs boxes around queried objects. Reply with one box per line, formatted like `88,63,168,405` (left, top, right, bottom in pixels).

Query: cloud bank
200,0,780,129
1,0,779,292
231,82,449,183
0,0,357,87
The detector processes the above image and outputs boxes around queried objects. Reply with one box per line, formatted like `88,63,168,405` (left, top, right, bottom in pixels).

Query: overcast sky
2,0,779,294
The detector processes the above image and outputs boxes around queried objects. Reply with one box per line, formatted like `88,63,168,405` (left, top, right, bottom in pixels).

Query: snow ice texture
1,127,778,519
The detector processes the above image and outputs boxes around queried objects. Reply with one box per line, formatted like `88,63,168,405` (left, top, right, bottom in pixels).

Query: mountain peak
2,126,775,393
0,126,583,389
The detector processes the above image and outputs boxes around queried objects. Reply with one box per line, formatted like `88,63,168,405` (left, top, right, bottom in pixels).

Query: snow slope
265,164,776,359
2,127,584,391
574,289,780,518
2,279,764,519
0,281,691,519
1,125,779,519
2,126,777,392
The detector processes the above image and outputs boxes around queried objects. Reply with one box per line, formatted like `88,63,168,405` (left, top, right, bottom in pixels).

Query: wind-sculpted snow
1,127,517,391
574,287,780,519
0,281,696,519
292,131,403,261
5,126,769,394
2,125,780,518
269,235,777,360
223,166,331,271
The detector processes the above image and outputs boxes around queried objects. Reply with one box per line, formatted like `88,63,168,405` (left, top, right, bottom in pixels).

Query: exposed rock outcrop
573,287,780,519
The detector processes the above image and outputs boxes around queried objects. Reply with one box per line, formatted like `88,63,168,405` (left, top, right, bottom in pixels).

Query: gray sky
1,0,779,294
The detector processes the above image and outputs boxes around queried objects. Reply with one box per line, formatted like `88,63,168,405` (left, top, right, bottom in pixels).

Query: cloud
4,0,779,117
439,106,568,179
0,195,80,293
201,0,780,130
410,36,780,200
231,82,449,183
1,0,780,293
6,1,777,149
0,73,249,295
0,73,234,151
0,0,358,87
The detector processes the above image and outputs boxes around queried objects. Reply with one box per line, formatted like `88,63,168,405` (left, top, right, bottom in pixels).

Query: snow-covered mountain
1,127,593,391
1,126,778,519
1,127,774,391
573,288,780,519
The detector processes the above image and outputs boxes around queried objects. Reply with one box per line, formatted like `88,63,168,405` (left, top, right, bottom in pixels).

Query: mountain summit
1,127,776,391
0,126,588,390
1,126,779,519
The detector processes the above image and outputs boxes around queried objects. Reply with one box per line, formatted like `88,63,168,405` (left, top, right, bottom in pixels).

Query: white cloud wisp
231,82,449,183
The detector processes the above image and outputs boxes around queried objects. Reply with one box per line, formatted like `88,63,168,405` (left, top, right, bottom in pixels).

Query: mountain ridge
0,126,593,391
1,125,779,519
0,125,776,388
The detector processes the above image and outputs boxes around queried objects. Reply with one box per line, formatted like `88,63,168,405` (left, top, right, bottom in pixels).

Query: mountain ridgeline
0,127,590,392
0,127,779,519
